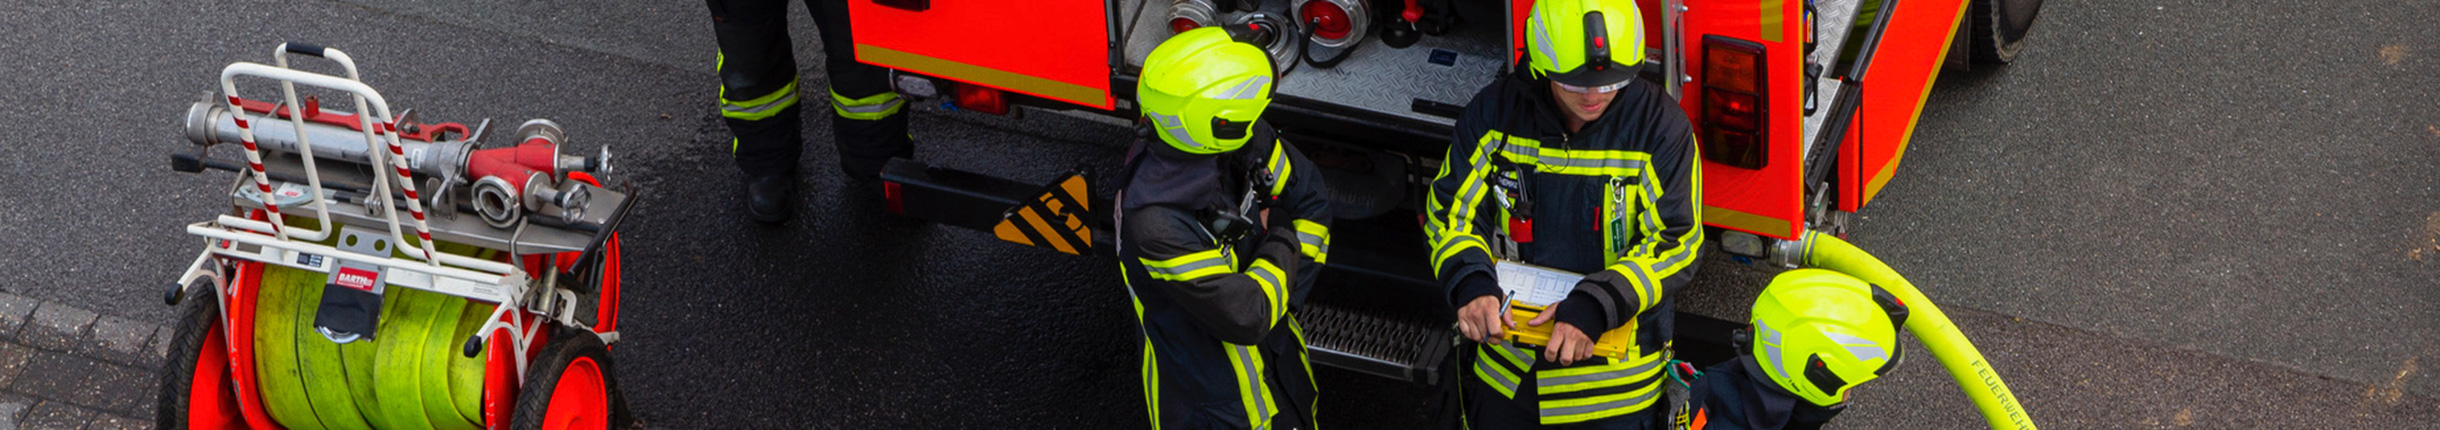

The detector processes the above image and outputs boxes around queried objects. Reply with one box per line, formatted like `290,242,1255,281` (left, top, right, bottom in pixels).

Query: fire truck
852,0,2039,412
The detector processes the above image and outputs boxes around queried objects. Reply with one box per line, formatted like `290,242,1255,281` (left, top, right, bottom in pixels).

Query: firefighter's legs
710,0,805,223
805,0,912,180
1464,379,1662,430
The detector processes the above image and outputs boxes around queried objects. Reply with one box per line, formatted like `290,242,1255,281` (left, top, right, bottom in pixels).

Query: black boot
746,174,796,224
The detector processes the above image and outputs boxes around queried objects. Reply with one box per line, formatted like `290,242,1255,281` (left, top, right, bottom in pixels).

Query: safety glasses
1555,79,1630,94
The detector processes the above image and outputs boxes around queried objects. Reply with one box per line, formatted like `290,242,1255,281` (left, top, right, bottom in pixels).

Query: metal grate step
1297,304,1452,385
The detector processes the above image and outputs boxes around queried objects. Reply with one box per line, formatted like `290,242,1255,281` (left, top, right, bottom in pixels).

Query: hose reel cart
156,43,642,430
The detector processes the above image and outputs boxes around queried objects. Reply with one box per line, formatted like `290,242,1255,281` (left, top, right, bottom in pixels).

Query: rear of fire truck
846,0,2040,398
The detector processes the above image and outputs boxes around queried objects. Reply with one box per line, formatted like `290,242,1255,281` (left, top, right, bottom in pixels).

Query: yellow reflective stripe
1290,219,1329,264
1431,235,1488,278
1224,344,1273,428
1473,347,1523,398
830,89,905,120
1267,140,1293,196
1140,248,1235,281
1480,132,1654,177
1535,355,1664,394
1122,269,1162,427
1643,151,1705,280
721,78,803,121
1536,386,1663,424
1247,260,1289,326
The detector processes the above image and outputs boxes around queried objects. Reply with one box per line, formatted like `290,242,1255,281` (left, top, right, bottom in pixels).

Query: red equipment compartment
847,1,1114,110
1680,0,1806,240
1840,0,1966,213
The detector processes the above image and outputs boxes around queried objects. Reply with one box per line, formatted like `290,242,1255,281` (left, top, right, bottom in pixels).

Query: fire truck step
1296,303,1451,386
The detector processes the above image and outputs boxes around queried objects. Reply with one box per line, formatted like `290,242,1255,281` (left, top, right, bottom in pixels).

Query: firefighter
1681,269,1906,430
1117,26,1334,430
1427,0,1704,427
707,0,914,224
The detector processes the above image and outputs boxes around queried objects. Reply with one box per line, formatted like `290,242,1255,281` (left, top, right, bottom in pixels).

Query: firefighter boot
746,173,795,224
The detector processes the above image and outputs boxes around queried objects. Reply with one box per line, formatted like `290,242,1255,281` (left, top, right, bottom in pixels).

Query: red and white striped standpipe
219,49,442,265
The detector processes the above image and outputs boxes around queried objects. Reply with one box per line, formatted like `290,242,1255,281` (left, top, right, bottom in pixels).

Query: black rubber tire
509,329,626,430
154,286,220,430
1968,0,2044,64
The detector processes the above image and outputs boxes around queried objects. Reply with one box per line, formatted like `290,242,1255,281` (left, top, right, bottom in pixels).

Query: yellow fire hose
1782,231,2038,430
254,241,497,430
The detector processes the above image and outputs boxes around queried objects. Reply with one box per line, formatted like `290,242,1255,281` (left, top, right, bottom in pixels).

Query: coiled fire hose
255,243,496,430
1775,231,2038,430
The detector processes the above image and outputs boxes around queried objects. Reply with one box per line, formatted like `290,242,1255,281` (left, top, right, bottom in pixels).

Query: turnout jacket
1120,123,1333,429
1429,70,1705,425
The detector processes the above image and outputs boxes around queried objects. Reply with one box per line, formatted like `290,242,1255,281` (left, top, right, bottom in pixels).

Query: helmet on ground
1525,0,1646,88
1139,26,1275,155
1750,269,1909,406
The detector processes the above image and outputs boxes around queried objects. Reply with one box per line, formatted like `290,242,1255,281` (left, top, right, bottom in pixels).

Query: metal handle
282,42,328,58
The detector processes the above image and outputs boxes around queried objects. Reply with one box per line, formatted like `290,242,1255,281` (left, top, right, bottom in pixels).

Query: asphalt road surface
4,0,2436,428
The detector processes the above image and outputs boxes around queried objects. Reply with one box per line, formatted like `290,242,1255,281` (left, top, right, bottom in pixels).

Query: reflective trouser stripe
1225,344,1275,429
720,76,802,121
1266,141,1293,196
831,89,905,120
1291,219,1329,264
1533,352,1667,424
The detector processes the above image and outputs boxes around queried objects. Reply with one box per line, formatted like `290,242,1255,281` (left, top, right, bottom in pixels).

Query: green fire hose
254,243,497,430
1778,231,2038,430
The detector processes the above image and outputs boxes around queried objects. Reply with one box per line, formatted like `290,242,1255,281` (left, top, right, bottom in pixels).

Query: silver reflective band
1144,254,1229,279
1233,345,1271,422
1147,111,1202,149
1537,357,1661,389
1538,384,1662,418
722,91,800,115
1555,79,1631,94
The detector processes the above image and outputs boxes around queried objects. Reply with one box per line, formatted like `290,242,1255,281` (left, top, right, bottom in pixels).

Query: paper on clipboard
1494,261,1582,307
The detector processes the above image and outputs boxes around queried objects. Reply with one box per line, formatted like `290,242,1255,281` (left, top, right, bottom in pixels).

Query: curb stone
22,305,96,352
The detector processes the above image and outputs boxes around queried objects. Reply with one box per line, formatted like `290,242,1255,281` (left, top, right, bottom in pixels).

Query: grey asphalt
2,0,2435,428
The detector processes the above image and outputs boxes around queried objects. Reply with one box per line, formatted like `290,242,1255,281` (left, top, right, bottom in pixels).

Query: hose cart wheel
510,328,622,430
155,270,241,429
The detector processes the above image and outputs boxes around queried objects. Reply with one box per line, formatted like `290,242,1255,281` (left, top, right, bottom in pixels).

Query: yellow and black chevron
992,174,1093,255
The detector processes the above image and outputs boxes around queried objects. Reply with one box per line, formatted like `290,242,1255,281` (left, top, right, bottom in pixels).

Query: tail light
1700,35,1768,170
883,180,905,215
1169,0,1217,34
1293,0,1368,47
952,82,1010,116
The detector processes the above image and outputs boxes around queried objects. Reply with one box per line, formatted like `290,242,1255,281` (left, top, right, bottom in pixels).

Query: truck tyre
1969,0,2042,64
510,329,622,430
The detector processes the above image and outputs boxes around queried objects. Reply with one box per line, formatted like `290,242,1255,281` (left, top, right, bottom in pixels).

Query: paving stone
0,393,34,430
8,353,101,404
148,326,173,364
21,400,93,430
82,414,143,430
22,304,96,352
0,343,34,388
75,317,156,367
72,363,148,415
0,293,38,341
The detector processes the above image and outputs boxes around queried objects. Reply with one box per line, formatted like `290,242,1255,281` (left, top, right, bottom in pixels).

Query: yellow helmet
1525,0,1645,88
1139,26,1275,155
1750,269,1909,406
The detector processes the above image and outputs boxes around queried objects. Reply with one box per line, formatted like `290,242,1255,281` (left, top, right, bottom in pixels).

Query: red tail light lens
1299,1,1353,41
1700,36,1769,170
952,82,1010,116
883,180,905,215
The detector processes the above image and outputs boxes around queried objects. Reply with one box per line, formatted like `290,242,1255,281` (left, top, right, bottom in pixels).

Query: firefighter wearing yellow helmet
1118,25,1334,430
1428,0,1706,428
1683,269,1908,429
